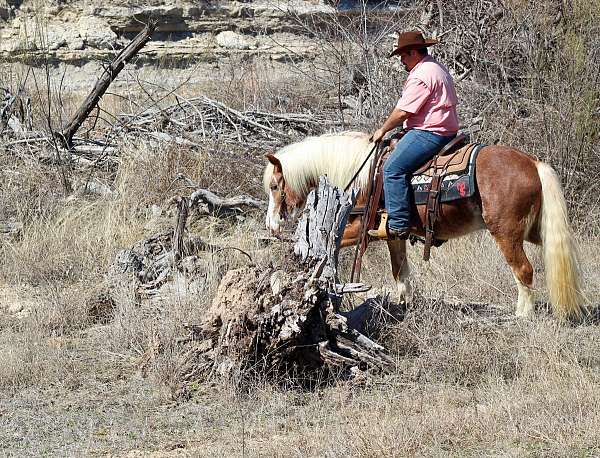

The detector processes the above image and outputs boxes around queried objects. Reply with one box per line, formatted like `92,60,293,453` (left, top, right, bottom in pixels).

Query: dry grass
3,288,600,456
1,2,599,456
3,184,598,456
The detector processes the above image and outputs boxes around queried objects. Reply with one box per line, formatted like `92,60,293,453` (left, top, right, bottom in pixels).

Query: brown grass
0,1,599,456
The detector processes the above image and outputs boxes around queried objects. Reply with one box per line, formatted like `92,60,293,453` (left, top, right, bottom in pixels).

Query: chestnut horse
264,132,583,320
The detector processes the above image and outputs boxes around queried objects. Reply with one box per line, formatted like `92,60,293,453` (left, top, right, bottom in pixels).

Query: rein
343,142,379,193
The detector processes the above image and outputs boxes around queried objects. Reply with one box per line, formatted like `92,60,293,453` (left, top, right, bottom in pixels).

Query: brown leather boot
368,213,410,240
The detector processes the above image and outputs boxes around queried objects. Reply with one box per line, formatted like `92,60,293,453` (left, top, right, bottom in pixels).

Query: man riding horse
263,31,584,320
369,31,459,240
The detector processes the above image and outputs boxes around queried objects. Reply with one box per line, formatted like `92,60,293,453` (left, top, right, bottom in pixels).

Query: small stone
68,37,84,50
15,309,31,319
81,179,116,198
216,31,250,50
8,302,23,314
151,205,162,218
48,37,67,50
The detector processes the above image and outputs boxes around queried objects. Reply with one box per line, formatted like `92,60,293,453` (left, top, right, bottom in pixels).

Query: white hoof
396,282,412,305
515,305,534,318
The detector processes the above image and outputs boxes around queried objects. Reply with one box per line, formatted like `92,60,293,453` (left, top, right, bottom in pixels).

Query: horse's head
264,154,304,236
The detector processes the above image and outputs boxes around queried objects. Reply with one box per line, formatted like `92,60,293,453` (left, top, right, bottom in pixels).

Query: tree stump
190,177,396,383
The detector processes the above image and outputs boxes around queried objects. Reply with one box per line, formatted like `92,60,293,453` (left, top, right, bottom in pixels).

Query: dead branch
174,173,267,217
117,94,329,146
190,188,267,213
172,196,189,264
0,88,32,135
59,21,157,147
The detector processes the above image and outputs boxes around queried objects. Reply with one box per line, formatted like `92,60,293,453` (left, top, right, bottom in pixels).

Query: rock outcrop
0,1,336,63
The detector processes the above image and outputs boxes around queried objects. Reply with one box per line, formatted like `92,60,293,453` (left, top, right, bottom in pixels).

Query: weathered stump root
186,177,396,382
186,265,395,381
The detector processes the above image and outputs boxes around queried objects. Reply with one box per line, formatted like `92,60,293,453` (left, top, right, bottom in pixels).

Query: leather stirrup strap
422,144,476,260
366,154,387,231
423,173,442,261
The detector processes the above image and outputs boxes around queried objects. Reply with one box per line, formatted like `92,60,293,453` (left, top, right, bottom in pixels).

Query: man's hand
370,108,411,143
370,128,386,144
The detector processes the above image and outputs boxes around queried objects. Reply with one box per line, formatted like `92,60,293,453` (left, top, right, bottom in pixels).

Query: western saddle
351,130,473,280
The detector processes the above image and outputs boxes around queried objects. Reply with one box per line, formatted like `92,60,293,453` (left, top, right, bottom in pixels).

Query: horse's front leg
340,217,362,248
387,238,411,304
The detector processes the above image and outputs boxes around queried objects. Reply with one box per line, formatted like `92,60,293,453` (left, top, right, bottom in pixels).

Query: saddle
415,138,473,177
352,131,483,279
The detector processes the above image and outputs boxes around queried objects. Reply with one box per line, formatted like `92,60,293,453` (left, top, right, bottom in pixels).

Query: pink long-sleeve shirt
395,55,459,135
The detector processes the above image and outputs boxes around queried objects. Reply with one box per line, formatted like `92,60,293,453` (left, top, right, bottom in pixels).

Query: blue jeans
383,129,456,230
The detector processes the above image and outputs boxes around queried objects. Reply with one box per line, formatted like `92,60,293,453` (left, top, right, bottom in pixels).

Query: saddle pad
411,143,485,206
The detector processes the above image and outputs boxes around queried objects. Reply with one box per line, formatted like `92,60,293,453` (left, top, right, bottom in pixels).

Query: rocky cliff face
0,1,333,63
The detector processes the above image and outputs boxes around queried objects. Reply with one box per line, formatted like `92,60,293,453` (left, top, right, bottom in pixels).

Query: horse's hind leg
387,239,411,303
476,146,542,317
491,234,535,317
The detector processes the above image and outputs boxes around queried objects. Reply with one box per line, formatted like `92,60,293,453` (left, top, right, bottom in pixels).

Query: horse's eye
270,183,278,191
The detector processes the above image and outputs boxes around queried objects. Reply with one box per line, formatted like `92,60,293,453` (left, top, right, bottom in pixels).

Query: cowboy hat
389,31,438,58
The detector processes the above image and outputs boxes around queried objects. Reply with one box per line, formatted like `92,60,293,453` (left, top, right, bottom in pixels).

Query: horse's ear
265,153,282,172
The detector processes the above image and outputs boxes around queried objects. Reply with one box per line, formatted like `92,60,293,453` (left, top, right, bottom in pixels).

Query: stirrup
367,212,388,239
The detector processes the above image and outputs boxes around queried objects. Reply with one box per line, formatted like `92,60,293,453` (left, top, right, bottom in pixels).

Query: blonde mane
263,131,374,197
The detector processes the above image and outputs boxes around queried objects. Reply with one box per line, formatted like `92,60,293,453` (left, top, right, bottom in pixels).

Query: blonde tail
536,162,584,320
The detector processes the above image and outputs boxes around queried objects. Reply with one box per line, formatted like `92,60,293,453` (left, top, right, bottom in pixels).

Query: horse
263,131,584,320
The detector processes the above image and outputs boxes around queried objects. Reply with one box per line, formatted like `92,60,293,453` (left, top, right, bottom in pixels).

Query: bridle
271,178,289,219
